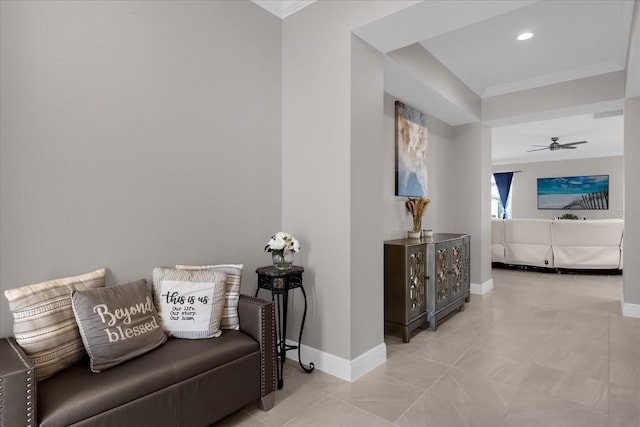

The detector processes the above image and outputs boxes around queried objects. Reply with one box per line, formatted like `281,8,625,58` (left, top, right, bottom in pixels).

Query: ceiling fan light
517,32,534,41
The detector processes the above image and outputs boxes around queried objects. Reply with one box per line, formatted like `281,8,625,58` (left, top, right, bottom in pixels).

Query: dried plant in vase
406,197,430,233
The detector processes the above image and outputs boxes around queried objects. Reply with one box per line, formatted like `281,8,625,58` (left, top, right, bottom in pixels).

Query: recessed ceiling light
517,32,534,41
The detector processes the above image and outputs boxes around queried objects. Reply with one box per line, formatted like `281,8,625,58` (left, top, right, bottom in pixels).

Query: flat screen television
537,175,609,210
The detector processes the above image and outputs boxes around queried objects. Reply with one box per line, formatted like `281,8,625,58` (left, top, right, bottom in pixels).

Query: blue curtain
493,172,514,219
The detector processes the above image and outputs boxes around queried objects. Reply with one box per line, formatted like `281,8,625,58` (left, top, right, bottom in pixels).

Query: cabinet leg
402,326,410,343
427,313,437,331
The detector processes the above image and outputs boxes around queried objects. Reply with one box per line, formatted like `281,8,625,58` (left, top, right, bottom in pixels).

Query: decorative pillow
3,268,106,380
152,268,227,339
71,279,167,373
175,264,242,330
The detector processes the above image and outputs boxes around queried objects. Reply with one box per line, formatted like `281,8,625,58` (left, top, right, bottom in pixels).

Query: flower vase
272,250,294,270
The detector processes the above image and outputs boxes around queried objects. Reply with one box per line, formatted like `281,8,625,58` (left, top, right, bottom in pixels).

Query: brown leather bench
0,295,276,427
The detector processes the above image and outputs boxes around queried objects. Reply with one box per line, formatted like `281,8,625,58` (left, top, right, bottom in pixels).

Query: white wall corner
621,291,640,318
471,278,493,295
285,340,387,382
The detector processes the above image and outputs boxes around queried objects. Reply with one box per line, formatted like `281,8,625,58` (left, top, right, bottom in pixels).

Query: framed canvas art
537,175,609,210
395,101,428,197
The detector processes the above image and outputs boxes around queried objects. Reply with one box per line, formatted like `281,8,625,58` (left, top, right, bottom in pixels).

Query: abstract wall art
395,101,428,197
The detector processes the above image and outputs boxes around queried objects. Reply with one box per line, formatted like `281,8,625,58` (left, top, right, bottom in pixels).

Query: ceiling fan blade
527,147,549,152
560,141,588,146
560,146,577,149
530,145,549,147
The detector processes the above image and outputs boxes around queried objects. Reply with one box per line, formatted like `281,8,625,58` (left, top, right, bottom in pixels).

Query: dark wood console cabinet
384,233,470,342
384,239,427,342
426,234,470,331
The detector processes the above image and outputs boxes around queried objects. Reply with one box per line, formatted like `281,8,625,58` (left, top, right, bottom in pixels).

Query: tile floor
218,268,639,427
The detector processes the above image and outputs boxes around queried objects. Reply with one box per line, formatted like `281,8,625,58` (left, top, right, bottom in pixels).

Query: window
491,175,511,218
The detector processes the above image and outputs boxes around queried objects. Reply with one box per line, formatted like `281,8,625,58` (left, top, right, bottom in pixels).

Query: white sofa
492,218,623,270
503,219,554,268
551,219,624,269
491,219,505,263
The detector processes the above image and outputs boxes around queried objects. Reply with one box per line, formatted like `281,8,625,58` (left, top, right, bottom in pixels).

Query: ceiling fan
528,136,588,152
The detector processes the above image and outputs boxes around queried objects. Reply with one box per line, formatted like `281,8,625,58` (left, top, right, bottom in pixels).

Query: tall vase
272,250,294,270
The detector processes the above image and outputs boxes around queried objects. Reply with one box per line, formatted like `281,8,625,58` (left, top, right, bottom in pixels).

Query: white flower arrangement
264,232,300,256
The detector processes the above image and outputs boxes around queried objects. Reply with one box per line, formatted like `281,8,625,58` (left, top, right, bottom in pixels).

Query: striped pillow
152,268,227,339
175,264,242,330
3,268,106,380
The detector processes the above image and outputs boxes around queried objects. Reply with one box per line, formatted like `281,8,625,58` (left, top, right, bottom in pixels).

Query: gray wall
350,34,386,358
624,97,640,306
451,123,493,286
0,1,282,336
281,0,415,361
493,156,624,220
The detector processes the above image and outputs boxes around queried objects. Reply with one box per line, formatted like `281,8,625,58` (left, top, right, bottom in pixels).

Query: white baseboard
285,339,387,382
471,278,493,295
621,291,640,318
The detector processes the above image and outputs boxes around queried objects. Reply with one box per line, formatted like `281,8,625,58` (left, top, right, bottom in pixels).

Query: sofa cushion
37,333,259,427
71,279,167,373
3,268,106,380
551,219,623,269
503,219,553,267
152,268,227,339
491,219,505,263
175,264,243,330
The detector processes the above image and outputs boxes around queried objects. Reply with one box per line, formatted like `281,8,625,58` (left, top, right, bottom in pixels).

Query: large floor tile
283,396,394,427
216,410,269,427
487,318,555,342
504,389,608,427
429,324,486,348
551,310,610,340
472,332,540,362
386,330,431,354
610,328,640,365
400,336,471,366
607,383,640,427
433,309,498,332
530,345,609,382
610,359,640,390
429,367,519,416
396,391,506,427
540,332,609,359
372,349,449,390
454,348,531,386
329,372,425,423
519,363,608,408
555,293,613,317
610,312,640,334
281,361,348,395
244,382,329,427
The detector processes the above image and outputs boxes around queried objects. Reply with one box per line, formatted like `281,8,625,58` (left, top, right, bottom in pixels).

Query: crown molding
253,1,316,19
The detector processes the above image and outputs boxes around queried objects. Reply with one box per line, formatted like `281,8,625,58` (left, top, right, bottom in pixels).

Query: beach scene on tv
537,175,609,210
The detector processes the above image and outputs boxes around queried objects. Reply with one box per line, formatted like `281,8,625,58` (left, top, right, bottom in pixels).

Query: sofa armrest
0,337,37,427
237,295,276,408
